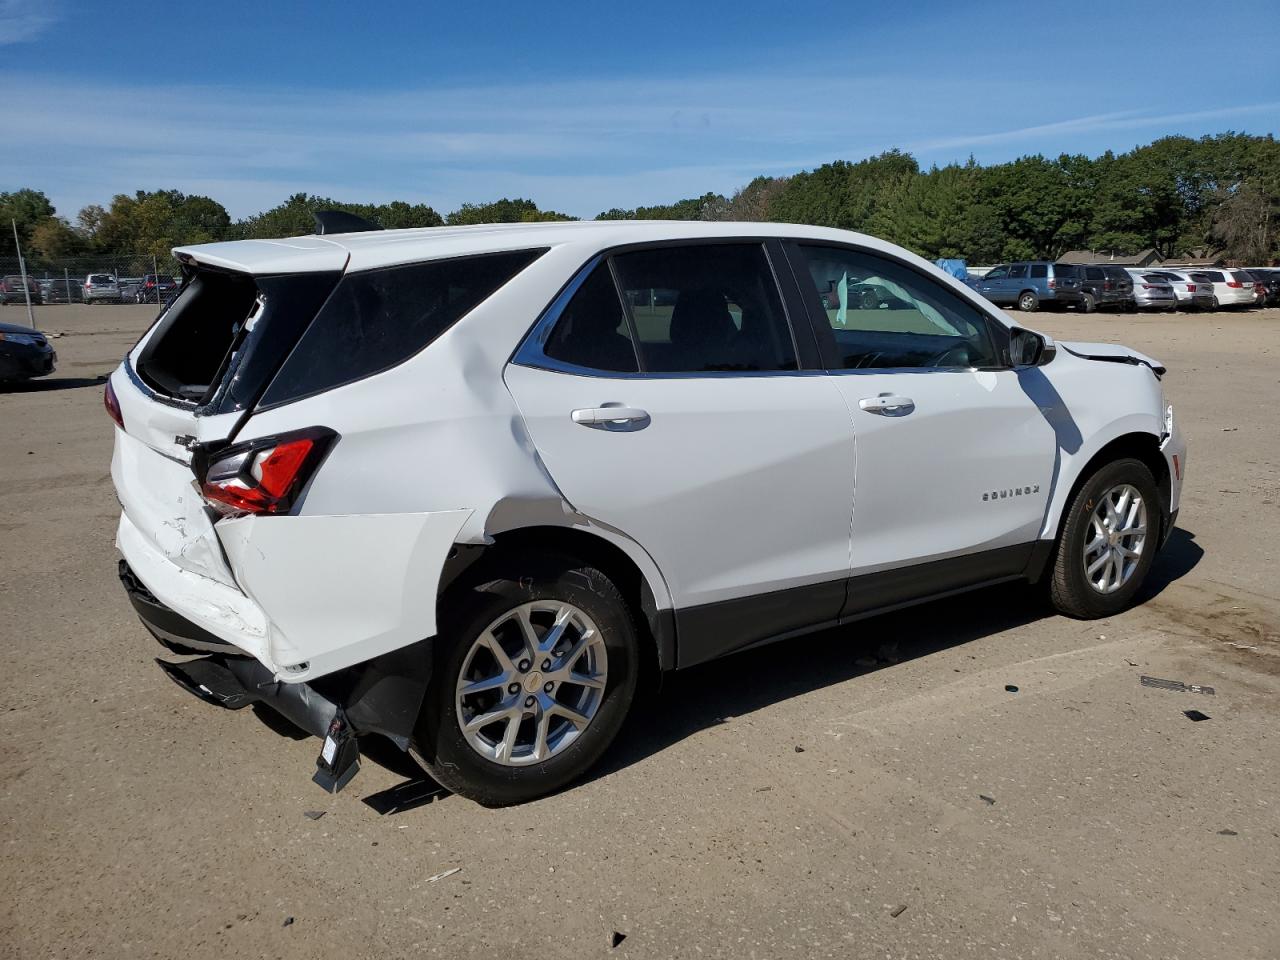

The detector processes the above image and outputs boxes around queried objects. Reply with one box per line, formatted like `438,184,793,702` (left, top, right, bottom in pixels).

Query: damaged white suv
109,218,1186,804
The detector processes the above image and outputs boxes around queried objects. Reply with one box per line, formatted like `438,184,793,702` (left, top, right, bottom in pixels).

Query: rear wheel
1212,295,1220,310
1049,458,1161,619
1079,293,1096,313
414,554,640,805
1018,291,1039,312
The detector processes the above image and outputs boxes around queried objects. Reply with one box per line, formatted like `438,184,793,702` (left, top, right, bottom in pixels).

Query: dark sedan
0,320,57,382
136,274,179,303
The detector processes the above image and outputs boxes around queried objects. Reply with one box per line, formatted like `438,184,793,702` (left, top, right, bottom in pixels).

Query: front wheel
1049,458,1161,619
415,554,640,805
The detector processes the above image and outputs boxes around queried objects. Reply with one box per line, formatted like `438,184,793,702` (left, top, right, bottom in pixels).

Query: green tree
235,194,445,240
28,217,87,259
447,198,573,225
768,150,919,231
869,160,1002,262
0,189,56,256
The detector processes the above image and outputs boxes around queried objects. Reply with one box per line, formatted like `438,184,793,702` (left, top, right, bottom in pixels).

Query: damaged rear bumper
120,560,432,791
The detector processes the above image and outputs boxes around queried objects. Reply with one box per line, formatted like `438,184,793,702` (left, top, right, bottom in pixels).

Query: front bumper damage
120,560,431,792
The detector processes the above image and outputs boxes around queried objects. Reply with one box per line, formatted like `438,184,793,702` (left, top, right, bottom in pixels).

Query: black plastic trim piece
313,210,382,235
674,543,1038,669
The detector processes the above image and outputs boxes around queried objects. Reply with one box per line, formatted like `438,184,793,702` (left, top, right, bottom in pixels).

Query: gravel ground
2,302,1277,959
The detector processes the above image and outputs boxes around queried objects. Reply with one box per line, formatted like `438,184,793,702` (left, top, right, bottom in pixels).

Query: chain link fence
1,253,183,310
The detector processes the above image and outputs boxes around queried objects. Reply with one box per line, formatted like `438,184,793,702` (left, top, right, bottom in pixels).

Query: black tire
1049,458,1161,619
1017,290,1039,312
1212,295,1220,310
1079,293,1096,314
414,553,640,805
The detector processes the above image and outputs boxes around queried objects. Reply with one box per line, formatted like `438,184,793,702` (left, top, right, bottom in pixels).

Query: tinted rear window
260,248,546,408
1052,263,1077,277
1030,264,1047,278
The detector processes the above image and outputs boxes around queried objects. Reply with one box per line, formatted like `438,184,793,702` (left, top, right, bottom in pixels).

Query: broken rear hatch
110,239,346,658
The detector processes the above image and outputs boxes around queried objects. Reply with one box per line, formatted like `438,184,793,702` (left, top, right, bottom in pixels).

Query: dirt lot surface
2,302,1278,959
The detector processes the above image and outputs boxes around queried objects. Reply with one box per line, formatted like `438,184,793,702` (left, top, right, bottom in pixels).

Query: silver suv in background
1125,270,1177,311
1144,270,1214,311
83,274,122,304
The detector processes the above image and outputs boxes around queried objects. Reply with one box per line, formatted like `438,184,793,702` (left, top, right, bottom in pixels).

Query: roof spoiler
313,210,382,235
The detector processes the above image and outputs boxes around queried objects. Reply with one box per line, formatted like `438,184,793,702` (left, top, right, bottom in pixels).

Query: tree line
3,132,1277,266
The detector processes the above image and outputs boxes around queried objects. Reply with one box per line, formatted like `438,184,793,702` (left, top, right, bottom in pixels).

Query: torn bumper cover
121,560,431,791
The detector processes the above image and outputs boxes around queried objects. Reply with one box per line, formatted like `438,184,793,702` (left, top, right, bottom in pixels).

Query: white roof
174,220,898,275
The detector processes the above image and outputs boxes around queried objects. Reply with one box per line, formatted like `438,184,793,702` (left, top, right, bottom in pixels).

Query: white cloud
0,0,59,45
1,67,1277,220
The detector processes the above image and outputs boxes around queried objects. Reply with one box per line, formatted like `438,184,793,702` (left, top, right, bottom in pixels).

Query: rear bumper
121,557,434,788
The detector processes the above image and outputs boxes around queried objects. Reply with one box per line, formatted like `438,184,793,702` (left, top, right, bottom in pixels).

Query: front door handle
859,395,914,415
571,406,651,429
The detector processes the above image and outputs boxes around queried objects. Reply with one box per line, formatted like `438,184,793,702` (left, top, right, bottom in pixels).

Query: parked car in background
1141,270,1214,311
110,219,1185,804
136,274,179,303
42,278,84,304
1077,265,1136,312
83,274,122,304
1194,268,1259,309
1,275,43,305
0,319,56,381
1244,268,1280,306
1124,269,1178,311
118,278,143,303
975,261,1083,311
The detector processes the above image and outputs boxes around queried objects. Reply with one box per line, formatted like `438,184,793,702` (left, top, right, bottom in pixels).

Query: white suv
108,220,1186,804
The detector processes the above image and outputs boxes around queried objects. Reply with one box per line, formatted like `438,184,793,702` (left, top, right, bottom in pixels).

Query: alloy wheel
455,600,608,766
1082,483,1148,594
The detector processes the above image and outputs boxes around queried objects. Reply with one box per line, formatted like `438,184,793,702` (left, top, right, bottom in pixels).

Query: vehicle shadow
589,525,1203,787
0,375,107,393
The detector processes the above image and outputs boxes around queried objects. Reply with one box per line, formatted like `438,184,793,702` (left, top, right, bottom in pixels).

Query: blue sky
2,0,1277,221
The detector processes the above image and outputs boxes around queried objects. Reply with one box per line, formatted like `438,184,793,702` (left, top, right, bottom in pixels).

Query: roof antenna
313,210,382,235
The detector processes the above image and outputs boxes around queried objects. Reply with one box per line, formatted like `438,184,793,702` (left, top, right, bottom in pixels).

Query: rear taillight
1103,280,1113,290
104,380,124,428
1047,279,1056,289
1226,281,1242,288
1186,284,1196,292
199,428,336,516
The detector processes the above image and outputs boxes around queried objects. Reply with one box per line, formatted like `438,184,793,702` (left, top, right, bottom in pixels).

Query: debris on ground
1141,676,1215,695
609,931,627,948
1222,427,1238,432
1184,709,1211,722
794,745,805,753
979,794,996,805
889,904,908,918
426,867,462,884
1218,829,1238,836
282,917,295,928
1005,684,1019,693
1124,658,1138,667
303,810,326,820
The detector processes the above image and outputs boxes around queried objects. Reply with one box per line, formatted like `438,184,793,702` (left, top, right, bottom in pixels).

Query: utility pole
11,218,35,328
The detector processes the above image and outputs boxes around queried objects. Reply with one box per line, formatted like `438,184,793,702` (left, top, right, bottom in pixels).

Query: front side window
797,244,1000,370
984,265,1009,280
610,244,797,373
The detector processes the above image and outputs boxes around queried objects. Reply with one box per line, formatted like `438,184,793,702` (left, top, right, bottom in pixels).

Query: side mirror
1008,327,1056,368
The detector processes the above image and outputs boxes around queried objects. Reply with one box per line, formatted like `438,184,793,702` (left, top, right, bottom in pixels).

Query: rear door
505,241,856,667
787,242,1056,611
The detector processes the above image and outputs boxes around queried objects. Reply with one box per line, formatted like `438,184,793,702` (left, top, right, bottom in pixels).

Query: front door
789,243,1056,613
504,242,856,666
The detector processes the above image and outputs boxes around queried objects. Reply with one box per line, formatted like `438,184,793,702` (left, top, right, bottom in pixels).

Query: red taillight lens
1226,281,1242,288
199,429,335,516
1104,280,1113,290
1047,279,1056,289
104,380,124,428
1186,284,1196,292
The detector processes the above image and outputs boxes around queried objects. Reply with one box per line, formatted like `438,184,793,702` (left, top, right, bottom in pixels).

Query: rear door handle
571,406,651,429
859,395,914,414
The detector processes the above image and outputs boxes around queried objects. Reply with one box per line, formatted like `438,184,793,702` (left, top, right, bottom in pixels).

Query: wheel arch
1046,430,1171,546
438,523,676,674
